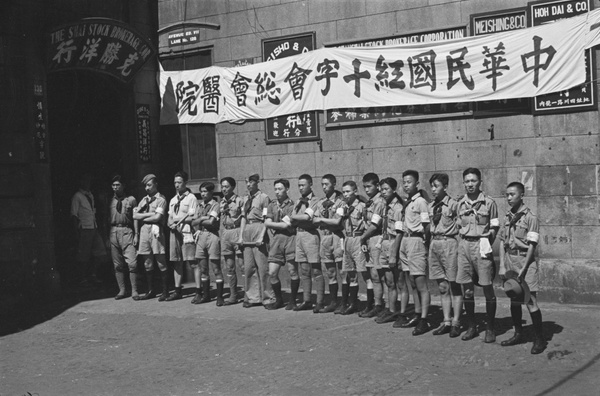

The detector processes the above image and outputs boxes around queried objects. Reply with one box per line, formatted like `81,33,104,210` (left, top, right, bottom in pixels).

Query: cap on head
141,174,156,185
247,174,260,183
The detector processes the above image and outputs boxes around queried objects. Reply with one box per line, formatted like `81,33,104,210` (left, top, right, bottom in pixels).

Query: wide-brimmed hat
503,270,531,304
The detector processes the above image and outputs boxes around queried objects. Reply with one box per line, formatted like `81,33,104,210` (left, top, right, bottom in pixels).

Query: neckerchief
114,194,125,214
139,195,156,213
244,190,260,215
295,193,312,212
173,190,189,215
221,194,236,215
431,196,446,226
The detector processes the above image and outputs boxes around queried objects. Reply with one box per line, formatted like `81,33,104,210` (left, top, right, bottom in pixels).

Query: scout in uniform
456,167,500,343
192,182,224,306
107,175,138,300
337,180,366,315
312,174,345,313
219,177,244,305
264,178,297,310
398,170,432,336
290,174,322,312
71,172,106,286
428,173,462,337
359,173,386,318
133,174,168,300
499,182,546,354
374,178,404,324
165,171,197,302
237,174,271,308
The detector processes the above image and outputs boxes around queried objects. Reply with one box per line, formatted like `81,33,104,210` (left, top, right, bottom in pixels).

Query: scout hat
247,173,260,182
503,270,531,305
141,173,156,184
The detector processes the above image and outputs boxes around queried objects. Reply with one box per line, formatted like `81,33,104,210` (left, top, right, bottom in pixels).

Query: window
160,49,217,182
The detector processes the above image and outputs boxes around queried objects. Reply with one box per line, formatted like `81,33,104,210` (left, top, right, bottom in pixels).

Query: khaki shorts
295,229,320,264
504,252,539,292
138,224,166,255
220,228,242,257
378,238,398,269
342,236,367,272
456,239,494,286
429,237,458,282
319,231,344,263
195,231,221,261
365,237,382,269
268,232,296,265
170,230,196,262
110,227,137,272
400,236,428,276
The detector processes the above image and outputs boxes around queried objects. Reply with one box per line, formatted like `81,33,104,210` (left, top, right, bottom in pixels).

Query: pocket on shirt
477,209,489,226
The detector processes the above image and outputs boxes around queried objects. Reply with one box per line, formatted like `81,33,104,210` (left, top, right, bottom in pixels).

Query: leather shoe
397,314,419,328
191,293,202,304
165,292,182,301
360,304,384,318
461,326,478,341
216,297,225,307
375,310,397,324
293,301,313,311
223,298,238,306
433,323,451,336
157,292,169,302
140,290,156,300
320,301,338,313
341,303,358,315
484,329,496,343
392,314,409,328
312,303,325,313
501,332,523,347
115,293,128,300
412,318,431,336
131,294,141,301
449,325,461,338
285,301,297,311
359,304,373,317
243,301,253,308
266,300,285,310
334,303,347,314
531,338,547,355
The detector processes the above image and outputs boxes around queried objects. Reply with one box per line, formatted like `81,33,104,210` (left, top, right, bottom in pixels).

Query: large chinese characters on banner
159,9,600,125
48,19,155,83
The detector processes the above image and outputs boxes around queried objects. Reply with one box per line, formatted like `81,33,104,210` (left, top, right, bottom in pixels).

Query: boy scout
313,174,344,313
499,182,546,354
398,170,431,335
428,173,462,337
107,175,138,300
456,168,499,343
290,174,322,312
264,179,297,310
192,182,224,306
337,180,366,315
133,174,168,300
237,174,271,308
165,171,198,302
219,177,244,305
374,178,404,324
359,173,386,318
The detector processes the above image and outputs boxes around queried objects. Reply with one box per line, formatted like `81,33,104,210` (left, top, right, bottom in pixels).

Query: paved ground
1,285,599,396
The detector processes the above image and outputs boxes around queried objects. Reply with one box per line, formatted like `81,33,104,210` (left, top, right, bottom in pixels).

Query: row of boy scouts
70,168,546,355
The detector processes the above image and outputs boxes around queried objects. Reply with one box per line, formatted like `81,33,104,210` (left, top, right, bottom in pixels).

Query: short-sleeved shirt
135,193,168,225
499,204,540,250
383,196,403,237
266,197,295,227
196,198,220,232
403,191,430,233
109,195,137,226
457,192,499,237
428,194,459,236
168,190,198,224
242,190,270,222
364,192,386,233
315,191,344,231
293,192,320,230
220,194,244,228
342,198,366,236
71,189,97,229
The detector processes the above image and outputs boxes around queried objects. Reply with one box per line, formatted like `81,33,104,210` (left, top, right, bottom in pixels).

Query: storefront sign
33,82,48,163
158,10,600,125
136,104,152,163
168,29,200,47
471,8,531,115
325,26,471,127
262,33,319,145
48,18,155,83
529,0,596,114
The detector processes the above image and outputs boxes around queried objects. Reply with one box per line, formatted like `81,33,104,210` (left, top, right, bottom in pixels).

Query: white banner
159,9,600,125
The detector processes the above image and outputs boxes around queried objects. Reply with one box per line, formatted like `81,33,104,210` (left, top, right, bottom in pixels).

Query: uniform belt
222,224,239,230
461,235,480,242
297,227,317,233
319,228,343,236
404,231,424,238
247,220,263,224
274,230,296,236
345,231,364,237
506,248,528,256
198,227,218,233
432,234,457,240
111,224,131,228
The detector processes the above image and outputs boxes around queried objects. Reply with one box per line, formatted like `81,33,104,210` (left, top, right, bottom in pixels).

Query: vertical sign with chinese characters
470,8,531,115
262,33,320,145
34,82,49,163
529,0,596,113
136,104,152,163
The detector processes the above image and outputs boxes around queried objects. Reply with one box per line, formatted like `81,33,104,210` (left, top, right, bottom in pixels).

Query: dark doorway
47,71,125,286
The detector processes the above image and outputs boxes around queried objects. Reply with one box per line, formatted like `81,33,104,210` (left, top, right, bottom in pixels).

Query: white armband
305,207,314,219
282,216,291,226
490,218,500,227
209,210,219,219
371,213,382,225
262,208,268,216
394,221,403,232
336,207,345,216
420,212,430,223
155,207,164,215
527,231,540,243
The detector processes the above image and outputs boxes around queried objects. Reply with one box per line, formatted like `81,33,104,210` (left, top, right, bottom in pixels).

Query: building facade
158,0,600,303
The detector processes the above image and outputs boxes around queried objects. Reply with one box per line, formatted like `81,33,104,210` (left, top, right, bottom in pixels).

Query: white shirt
71,189,97,229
